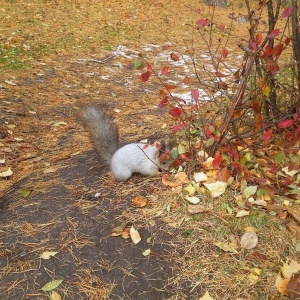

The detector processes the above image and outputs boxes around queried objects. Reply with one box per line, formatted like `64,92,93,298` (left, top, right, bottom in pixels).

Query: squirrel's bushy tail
80,104,119,164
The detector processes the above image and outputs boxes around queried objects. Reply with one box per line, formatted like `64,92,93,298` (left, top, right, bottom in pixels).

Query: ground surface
0,1,299,300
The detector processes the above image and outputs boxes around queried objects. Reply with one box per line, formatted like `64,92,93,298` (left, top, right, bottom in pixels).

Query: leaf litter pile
0,1,300,299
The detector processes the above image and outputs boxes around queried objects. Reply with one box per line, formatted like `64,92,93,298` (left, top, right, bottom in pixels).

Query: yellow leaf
142,249,151,256
262,85,271,97
236,210,250,218
281,260,300,279
40,251,58,260
204,181,227,198
41,279,63,292
0,168,13,177
215,241,238,253
49,291,62,300
199,290,216,300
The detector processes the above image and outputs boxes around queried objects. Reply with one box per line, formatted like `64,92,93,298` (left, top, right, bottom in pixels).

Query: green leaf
257,187,269,198
171,149,179,160
41,279,63,292
205,137,215,147
134,59,144,69
21,189,31,198
243,185,258,198
177,144,186,155
275,151,285,163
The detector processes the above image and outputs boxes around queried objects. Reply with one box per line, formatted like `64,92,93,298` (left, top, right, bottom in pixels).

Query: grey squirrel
80,104,175,181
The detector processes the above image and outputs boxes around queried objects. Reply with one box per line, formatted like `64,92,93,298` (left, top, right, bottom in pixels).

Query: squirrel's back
80,104,119,163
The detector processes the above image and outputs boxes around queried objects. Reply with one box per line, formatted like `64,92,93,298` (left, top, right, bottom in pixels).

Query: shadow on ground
0,150,196,300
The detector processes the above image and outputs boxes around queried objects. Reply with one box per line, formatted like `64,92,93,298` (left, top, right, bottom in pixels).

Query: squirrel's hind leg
111,165,133,182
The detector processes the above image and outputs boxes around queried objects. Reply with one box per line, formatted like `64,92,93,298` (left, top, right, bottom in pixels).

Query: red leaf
212,152,222,168
272,43,284,57
159,89,166,96
217,24,225,31
256,32,263,45
170,52,179,61
162,44,171,51
146,64,153,71
165,84,178,90
215,71,227,77
281,6,293,18
173,159,181,167
265,57,280,74
252,101,261,114
157,96,169,108
267,29,280,39
264,44,272,56
295,126,300,137
285,37,291,46
179,153,190,162
161,66,169,75
278,119,294,128
172,123,185,132
169,107,182,118
221,47,228,58
191,89,199,101
249,41,257,50
196,19,208,27
140,71,151,82
263,128,272,143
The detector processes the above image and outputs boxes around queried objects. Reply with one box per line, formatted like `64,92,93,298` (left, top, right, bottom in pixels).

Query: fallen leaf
240,232,258,249
286,276,300,300
193,172,208,183
162,173,182,187
132,195,147,208
215,241,238,253
242,185,258,199
41,279,63,292
281,260,300,279
21,189,31,198
204,181,227,198
184,183,196,196
187,204,206,214
199,290,216,300
281,166,298,177
43,166,58,174
185,195,200,204
40,251,58,260
236,210,250,218
142,249,151,256
175,172,190,184
130,226,141,244
216,167,231,182
111,220,129,236
0,168,13,177
50,290,62,300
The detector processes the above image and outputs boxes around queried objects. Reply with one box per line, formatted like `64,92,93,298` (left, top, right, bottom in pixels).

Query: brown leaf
162,173,182,187
111,220,129,236
216,167,230,182
286,276,300,300
132,195,147,208
187,204,206,215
